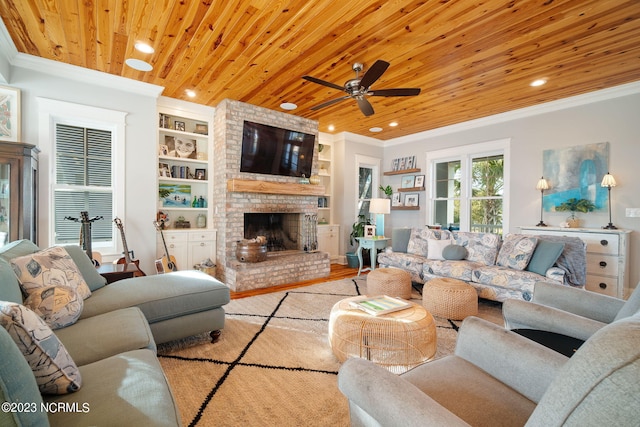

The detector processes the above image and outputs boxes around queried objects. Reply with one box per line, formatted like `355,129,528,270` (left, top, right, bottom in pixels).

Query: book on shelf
349,295,411,316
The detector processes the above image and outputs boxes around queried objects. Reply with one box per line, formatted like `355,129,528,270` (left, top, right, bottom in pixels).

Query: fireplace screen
244,213,317,252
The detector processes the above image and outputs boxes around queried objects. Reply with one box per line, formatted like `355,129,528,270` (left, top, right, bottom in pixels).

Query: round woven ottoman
367,268,412,299
328,296,436,374
422,278,478,320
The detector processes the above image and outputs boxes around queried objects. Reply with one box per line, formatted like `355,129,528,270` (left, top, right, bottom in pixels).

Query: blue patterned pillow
496,234,539,270
0,302,82,394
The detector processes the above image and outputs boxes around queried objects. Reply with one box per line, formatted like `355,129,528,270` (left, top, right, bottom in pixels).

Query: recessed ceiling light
125,58,153,72
369,127,383,132
134,42,155,54
185,89,196,98
328,124,335,131
530,79,547,87
389,122,398,127
280,102,297,110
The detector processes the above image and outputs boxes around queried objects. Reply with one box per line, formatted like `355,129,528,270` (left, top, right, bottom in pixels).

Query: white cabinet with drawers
318,224,340,263
157,229,217,271
519,226,631,299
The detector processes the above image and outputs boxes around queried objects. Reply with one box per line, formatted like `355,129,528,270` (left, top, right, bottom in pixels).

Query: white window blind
54,124,113,244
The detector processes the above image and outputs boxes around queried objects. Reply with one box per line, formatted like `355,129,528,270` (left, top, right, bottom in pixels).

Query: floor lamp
369,198,391,237
536,177,549,226
601,172,617,229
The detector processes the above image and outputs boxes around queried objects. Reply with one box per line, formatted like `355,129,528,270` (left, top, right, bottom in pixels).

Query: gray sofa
338,311,640,426
0,239,230,427
378,228,586,301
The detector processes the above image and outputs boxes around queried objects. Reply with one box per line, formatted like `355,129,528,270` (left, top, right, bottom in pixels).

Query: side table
97,263,140,284
356,237,390,276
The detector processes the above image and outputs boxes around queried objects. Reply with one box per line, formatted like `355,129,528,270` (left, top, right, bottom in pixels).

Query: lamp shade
601,173,617,188
370,198,391,214
536,177,549,191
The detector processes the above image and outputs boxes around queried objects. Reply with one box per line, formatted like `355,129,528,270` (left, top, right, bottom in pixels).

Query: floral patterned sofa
377,228,586,302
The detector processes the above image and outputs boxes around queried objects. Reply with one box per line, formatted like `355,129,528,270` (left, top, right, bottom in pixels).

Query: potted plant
555,198,596,227
379,185,393,198
346,215,371,268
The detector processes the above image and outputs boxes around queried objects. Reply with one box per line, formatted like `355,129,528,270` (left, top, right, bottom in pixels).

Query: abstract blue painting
542,142,609,212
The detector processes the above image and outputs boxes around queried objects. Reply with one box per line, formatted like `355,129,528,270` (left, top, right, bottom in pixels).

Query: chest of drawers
519,227,631,299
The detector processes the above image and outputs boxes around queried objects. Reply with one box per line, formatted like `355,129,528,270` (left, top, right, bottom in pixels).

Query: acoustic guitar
65,211,103,266
153,221,178,273
113,217,146,276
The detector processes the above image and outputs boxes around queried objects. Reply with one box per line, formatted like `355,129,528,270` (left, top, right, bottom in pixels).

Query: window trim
426,139,510,232
37,98,127,253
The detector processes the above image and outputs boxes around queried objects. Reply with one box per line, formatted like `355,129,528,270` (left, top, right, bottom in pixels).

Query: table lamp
369,198,391,237
601,172,617,229
535,177,549,226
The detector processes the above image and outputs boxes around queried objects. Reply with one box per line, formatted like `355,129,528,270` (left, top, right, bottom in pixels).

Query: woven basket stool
422,278,478,320
328,296,437,374
367,268,412,299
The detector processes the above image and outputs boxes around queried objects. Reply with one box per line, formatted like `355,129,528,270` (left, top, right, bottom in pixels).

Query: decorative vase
309,174,321,185
567,216,581,228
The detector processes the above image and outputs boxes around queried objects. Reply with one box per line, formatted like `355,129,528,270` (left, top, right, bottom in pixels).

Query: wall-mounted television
240,120,315,178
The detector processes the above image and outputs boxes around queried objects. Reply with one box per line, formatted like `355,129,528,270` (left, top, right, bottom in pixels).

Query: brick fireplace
212,99,330,292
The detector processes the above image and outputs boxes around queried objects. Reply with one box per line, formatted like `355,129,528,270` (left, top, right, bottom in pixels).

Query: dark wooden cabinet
0,142,39,245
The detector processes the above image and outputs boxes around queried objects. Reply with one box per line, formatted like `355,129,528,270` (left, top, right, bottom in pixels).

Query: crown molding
386,81,640,146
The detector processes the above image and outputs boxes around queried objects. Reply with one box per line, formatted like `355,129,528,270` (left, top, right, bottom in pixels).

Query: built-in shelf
227,179,326,196
398,186,425,192
384,168,421,176
391,206,420,211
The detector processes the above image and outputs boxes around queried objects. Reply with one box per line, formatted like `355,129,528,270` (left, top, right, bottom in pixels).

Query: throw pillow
496,234,539,270
427,239,451,260
525,240,565,276
11,246,92,300
23,286,83,330
0,301,82,394
63,245,107,292
442,244,468,260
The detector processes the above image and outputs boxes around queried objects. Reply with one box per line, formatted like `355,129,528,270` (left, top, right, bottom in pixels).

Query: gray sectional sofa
0,239,230,427
378,228,587,301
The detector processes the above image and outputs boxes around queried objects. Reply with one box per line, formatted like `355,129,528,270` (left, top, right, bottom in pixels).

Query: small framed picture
391,193,402,206
159,144,169,156
194,168,206,180
364,225,376,238
174,120,185,132
401,175,415,188
399,157,406,170
406,156,415,169
194,123,208,134
0,85,21,142
404,193,419,207
159,114,170,129
159,162,171,177
392,158,399,171
414,175,425,188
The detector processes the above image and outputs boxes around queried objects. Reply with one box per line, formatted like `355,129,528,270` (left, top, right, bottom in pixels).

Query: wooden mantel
227,179,325,196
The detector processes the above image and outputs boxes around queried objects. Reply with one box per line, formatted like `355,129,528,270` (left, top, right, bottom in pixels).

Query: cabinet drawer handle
200,242,205,246
600,239,608,246
599,283,607,289
170,244,175,248
599,261,607,268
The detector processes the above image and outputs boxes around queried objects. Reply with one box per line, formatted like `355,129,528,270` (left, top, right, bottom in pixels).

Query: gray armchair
338,313,640,426
503,281,640,341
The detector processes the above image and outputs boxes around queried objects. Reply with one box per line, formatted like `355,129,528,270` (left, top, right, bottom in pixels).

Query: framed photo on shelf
159,144,169,156
414,175,425,188
194,168,206,180
404,193,419,207
174,120,185,132
364,225,376,238
164,135,197,159
401,175,415,188
399,157,406,170
194,123,208,134
0,85,21,142
159,162,171,178
406,156,415,169
391,193,402,206
392,158,399,171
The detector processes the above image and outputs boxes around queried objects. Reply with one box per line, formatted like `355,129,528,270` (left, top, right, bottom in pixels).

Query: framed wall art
0,85,21,142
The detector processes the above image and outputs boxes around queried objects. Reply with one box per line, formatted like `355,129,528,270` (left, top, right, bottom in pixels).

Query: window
355,155,381,220
38,98,126,253
428,139,509,234
53,124,113,244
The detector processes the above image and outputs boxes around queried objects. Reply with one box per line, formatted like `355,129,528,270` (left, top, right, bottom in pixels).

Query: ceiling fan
302,60,421,117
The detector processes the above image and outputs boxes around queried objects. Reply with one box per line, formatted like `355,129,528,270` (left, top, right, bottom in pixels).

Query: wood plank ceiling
1,0,639,139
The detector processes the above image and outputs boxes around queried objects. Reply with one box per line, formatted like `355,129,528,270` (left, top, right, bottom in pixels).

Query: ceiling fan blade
369,88,421,97
302,75,345,92
310,96,351,111
356,96,375,116
359,60,390,89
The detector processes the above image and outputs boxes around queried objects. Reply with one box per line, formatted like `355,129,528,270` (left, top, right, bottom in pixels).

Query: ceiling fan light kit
303,60,421,116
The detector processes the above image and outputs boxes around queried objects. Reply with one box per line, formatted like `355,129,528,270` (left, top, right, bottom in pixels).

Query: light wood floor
230,264,363,299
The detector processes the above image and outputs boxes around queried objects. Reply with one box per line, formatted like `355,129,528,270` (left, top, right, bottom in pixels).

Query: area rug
157,276,503,426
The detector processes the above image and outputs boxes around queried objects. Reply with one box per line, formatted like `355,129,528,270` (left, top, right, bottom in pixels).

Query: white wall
381,88,640,287
11,65,161,274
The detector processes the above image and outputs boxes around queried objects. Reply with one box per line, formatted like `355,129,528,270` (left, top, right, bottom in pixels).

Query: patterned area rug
157,276,503,426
